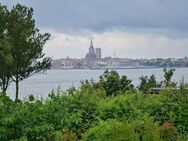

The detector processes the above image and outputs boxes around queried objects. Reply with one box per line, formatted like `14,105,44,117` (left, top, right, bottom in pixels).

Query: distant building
85,38,96,59
85,38,97,68
95,48,101,59
61,57,84,69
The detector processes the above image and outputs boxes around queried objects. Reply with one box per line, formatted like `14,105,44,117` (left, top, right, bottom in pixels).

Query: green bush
82,117,161,141
82,119,137,141
1,69,188,140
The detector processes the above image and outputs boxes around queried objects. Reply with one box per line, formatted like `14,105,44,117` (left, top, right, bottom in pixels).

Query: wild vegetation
0,68,188,141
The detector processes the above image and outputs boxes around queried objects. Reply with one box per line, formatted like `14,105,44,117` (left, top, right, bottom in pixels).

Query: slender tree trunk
2,76,7,93
15,77,19,100
2,85,6,93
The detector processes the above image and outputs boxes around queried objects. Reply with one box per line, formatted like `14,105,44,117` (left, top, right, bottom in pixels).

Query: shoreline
51,66,188,70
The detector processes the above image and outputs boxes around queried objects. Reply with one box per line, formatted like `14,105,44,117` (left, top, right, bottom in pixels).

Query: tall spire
89,37,95,54
91,37,93,46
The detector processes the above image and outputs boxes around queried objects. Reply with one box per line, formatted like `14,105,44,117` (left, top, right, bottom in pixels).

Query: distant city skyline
1,0,188,59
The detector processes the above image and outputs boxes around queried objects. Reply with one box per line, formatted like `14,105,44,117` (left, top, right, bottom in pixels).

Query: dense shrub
0,69,188,140
83,117,161,141
82,119,137,141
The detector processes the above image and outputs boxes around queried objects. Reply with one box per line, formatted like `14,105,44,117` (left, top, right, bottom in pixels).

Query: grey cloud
1,0,188,33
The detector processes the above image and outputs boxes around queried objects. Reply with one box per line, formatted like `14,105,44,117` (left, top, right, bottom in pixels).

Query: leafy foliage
82,119,137,141
1,80,188,140
163,68,177,87
8,4,51,100
0,5,13,92
138,74,161,93
98,69,134,96
0,3,51,100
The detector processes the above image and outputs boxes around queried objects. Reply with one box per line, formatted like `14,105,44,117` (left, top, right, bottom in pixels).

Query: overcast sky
1,0,188,59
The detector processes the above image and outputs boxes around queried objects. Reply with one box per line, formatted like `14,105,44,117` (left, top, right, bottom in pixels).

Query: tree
138,74,161,93
0,4,7,37
163,68,176,87
120,75,134,93
0,40,13,93
0,4,12,93
102,70,121,96
7,4,51,100
98,69,134,96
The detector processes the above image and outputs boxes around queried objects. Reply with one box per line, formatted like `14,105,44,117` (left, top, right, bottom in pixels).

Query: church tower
89,38,95,55
85,38,97,68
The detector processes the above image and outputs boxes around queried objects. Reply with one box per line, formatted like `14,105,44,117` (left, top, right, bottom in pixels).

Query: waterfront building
95,48,101,59
85,38,97,68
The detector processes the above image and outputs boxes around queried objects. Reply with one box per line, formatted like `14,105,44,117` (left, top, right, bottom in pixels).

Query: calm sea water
7,68,188,99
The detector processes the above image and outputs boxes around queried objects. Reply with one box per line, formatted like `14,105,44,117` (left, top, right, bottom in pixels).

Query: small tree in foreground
7,4,51,100
99,69,134,96
163,68,176,87
138,74,161,93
